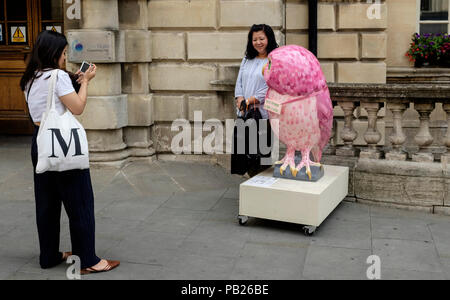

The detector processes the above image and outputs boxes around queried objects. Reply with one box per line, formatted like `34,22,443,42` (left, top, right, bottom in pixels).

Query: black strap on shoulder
26,76,37,126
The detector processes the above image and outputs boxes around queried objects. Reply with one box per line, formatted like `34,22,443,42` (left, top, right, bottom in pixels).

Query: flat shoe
80,260,120,275
62,252,72,260
60,252,72,264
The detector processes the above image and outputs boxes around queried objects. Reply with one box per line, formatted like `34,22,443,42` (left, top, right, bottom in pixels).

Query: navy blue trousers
31,126,100,269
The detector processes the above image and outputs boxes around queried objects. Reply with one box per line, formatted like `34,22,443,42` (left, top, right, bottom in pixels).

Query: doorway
0,0,63,134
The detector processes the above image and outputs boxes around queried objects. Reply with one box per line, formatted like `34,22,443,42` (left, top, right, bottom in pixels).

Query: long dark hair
20,30,68,91
245,24,278,60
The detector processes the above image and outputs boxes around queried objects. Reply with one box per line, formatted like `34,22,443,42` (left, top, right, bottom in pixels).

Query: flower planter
407,33,450,69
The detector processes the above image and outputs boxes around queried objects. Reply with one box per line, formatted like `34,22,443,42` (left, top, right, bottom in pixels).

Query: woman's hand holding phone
75,64,96,84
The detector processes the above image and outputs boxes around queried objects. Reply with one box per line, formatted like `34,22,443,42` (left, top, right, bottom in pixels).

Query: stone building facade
63,0,434,165
59,0,450,213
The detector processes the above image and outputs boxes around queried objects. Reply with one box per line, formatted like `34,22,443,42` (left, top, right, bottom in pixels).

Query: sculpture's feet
279,155,296,176
294,158,322,180
274,157,285,165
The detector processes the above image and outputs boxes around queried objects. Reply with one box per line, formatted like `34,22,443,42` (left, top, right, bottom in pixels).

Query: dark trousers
31,126,100,269
231,118,272,176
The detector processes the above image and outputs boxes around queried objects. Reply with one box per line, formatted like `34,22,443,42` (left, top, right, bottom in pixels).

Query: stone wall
149,0,285,157
286,0,387,84
64,0,414,164
66,0,154,164
386,0,417,68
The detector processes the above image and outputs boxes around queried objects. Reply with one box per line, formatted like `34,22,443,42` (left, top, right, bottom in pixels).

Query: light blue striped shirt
235,57,269,119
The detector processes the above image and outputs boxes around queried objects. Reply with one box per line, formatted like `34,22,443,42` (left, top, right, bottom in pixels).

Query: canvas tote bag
35,69,89,174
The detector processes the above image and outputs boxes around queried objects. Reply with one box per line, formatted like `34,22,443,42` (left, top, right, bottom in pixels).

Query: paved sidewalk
0,135,450,280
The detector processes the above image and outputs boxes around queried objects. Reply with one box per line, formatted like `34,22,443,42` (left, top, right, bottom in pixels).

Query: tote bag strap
45,69,59,113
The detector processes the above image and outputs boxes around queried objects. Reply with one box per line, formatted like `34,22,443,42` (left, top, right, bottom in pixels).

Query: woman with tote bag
20,30,119,275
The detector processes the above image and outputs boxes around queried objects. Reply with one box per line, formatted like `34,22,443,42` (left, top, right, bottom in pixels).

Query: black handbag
231,101,266,175
239,100,262,122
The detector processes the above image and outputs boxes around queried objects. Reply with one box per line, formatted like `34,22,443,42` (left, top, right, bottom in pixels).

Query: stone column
442,103,450,162
412,102,435,162
67,0,129,163
385,102,408,161
119,0,154,159
336,101,359,156
360,102,383,159
323,119,337,155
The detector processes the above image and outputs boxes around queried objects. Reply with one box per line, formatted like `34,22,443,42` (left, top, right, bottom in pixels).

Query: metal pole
308,0,318,57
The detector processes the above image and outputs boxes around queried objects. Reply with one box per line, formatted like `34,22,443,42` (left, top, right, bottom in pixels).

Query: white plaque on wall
67,30,115,63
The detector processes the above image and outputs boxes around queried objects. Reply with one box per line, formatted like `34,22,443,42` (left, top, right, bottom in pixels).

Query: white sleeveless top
25,70,75,122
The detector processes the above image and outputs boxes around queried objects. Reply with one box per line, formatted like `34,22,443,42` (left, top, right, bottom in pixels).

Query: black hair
20,30,68,91
245,24,278,59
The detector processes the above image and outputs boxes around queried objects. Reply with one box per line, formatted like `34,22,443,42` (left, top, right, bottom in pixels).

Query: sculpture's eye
263,58,271,76
262,62,268,76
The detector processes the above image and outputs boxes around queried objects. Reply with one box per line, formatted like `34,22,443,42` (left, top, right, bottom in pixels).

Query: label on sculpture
264,98,282,114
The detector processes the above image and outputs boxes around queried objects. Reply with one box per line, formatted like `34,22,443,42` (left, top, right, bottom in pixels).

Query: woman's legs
32,126,99,269
58,169,100,269
32,130,63,269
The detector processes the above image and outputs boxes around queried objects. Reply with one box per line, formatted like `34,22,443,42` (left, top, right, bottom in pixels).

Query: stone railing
210,79,450,214
328,83,450,163
321,83,450,214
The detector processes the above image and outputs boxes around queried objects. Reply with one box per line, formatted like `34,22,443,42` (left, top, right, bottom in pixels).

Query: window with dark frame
0,0,64,48
0,0,29,46
419,0,450,34
40,0,63,34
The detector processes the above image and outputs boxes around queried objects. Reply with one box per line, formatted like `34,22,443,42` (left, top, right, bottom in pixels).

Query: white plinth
239,165,349,227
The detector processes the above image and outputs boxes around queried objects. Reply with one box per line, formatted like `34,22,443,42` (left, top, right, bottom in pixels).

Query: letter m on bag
48,128,84,158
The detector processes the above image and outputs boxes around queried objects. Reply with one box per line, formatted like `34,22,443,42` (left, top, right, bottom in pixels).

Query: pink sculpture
263,45,333,180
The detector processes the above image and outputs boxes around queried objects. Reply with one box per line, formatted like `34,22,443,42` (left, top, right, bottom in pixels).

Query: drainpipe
308,0,318,57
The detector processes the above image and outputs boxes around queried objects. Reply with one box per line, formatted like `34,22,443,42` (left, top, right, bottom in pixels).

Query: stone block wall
286,0,387,84
386,0,417,68
66,0,154,163
64,0,421,164
149,0,285,154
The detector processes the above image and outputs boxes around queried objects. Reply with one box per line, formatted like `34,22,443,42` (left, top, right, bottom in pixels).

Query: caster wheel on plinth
238,215,248,226
303,225,316,236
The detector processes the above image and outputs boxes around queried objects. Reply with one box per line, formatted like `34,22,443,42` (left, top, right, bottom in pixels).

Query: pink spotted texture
263,45,333,171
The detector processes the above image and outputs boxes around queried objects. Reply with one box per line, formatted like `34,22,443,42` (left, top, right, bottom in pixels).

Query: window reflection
421,0,449,21
41,0,63,21
6,0,27,21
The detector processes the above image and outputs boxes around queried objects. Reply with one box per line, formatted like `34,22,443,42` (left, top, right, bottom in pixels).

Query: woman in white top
20,30,119,275
231,24,278,176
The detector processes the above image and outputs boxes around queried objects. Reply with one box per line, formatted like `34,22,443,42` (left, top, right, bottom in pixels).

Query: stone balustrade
210,79,450,214
328,83,450,163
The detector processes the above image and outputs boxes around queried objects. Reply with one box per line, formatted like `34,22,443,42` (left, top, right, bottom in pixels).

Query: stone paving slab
371,216,433,242
372,238,444,273
380,267,447,280
1,135,450,280
310,217,372,250
302,245,372,280
230,242,307,280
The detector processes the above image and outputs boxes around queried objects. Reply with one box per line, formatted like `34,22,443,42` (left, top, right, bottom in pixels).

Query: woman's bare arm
59,64,96,115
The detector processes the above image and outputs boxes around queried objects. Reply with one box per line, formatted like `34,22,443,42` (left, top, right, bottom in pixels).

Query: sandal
60,252,72,263
80,260,120,275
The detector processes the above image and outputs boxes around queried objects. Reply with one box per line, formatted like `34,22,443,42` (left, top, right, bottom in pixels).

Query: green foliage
406,33,450,66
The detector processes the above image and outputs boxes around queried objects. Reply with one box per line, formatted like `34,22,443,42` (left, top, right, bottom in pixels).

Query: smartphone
79,61,91,73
